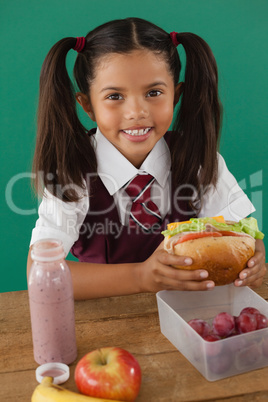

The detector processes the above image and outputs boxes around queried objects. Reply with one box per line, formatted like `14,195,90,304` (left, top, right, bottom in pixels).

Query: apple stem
99,349,107,366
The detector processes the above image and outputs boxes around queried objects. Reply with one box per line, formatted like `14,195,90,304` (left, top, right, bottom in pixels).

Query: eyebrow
100,81,168,93
100,86,124,93
148,81,168,88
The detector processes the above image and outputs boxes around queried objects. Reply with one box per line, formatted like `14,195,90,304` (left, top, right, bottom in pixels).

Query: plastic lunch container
156,284,268,381
35,362,70,384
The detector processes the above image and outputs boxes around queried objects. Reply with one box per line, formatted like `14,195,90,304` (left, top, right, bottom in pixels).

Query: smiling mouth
122,127,152,136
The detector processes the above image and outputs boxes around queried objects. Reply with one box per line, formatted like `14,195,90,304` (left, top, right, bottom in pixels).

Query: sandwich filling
162,217,264,253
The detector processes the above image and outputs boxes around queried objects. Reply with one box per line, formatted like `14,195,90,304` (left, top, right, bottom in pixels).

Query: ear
76,92,96,121
174,82,184,106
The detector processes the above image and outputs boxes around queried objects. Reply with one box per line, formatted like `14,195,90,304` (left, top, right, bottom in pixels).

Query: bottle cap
35,362,70,384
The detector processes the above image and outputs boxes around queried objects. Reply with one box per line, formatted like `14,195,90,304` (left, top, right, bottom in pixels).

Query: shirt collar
140,136,171,187
94,127,171,195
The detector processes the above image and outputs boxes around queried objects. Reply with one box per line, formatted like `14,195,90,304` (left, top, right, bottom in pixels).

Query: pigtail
171,32,222,211
33,37,96,202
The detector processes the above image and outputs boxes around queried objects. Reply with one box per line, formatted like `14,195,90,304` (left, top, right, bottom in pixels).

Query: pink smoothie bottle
28,239,77,365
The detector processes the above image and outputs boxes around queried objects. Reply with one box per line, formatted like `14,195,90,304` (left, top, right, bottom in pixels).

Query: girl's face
79,50,180,167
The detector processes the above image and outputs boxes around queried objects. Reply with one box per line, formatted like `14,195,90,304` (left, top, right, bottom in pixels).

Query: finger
239,265,259,280
162,264,209,280
239,251,266,281
235,264,266,287
155,264,214,290
156,251,208,281
158,249,193,267
247,250,265,268
235,274,258,287
238,274,265,289
241,258,266,280
156,273,215,291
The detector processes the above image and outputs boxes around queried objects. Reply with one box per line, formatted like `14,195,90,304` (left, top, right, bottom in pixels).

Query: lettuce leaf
238,217,264,239
161,217,264,240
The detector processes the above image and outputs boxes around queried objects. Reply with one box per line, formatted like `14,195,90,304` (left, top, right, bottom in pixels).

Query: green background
1,0,267,293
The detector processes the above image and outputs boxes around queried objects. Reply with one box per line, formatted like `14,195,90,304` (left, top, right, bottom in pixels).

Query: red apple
75,347,142,401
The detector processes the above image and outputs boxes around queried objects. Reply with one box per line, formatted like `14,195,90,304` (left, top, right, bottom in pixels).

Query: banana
32,377,122,402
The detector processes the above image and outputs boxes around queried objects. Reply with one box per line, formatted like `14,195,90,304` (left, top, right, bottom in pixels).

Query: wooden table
1,269,268,402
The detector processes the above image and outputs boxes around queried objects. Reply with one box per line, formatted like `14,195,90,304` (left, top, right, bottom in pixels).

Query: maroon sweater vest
71,132,195,264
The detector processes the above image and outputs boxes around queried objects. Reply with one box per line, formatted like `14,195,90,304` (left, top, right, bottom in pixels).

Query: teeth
123,128,151,136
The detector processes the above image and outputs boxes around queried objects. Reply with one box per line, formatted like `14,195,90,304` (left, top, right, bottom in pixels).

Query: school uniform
30,128,255,263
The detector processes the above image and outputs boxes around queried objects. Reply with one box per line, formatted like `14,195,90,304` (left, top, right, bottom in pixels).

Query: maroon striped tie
124,174,162,231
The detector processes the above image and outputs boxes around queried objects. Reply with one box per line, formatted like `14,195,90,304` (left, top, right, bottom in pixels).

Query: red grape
255,313,268,330
239,308,268,330
240,307,260,316
187,319,211,337
203,334,222,356
236,312,257,333
212,312,235,337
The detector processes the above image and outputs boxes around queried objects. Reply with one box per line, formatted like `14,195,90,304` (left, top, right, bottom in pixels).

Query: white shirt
30,128,255,255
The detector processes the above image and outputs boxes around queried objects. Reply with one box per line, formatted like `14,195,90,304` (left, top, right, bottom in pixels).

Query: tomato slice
175,232,222,245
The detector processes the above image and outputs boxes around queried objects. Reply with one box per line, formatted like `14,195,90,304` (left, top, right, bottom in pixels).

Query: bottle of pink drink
28,239,77,365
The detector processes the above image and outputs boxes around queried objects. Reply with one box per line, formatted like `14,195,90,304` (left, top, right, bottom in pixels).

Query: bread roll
169,236,255,286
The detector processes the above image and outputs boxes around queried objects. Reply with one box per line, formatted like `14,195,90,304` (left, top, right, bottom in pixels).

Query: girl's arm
27,240,266,300
27,245,214,300
27,248,142,299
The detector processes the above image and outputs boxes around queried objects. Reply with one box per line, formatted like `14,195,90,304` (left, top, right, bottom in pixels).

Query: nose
124,97,149,120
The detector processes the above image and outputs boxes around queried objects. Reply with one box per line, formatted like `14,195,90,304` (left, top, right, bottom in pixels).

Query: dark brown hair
33,17,221,208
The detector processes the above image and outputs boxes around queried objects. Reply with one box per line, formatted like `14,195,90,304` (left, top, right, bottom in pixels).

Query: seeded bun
169,236,255,286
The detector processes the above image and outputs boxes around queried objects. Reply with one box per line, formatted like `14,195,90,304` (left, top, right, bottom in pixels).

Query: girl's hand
234,239,266,288
138,243,215,292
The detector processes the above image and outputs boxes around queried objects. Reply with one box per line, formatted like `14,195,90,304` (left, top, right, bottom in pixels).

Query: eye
107,93,123,100
146,89,162,97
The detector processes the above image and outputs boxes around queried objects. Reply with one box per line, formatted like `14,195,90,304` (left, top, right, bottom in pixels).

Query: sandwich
162,216,264,285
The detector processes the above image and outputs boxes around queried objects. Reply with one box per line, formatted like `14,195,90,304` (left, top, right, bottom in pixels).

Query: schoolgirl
27,18,266,299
